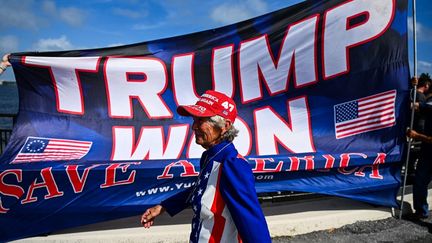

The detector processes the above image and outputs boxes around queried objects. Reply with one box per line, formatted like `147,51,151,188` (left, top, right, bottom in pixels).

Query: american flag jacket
161,141,271,243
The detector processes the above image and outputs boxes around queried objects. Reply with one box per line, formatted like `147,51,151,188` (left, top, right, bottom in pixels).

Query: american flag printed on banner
334,90,396,139
12,137,92,163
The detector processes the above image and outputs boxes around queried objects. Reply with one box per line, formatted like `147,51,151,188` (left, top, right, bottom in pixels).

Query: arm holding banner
0,53,11,75
407,129,432,144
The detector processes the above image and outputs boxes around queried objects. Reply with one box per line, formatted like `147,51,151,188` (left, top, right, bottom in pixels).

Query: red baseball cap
177,90,237,122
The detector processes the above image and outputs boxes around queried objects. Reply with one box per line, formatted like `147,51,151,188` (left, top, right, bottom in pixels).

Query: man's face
192,117,223,149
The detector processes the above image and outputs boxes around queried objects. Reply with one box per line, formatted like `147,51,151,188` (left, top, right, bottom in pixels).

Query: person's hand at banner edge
141,205,165,228
0,53,11,75
411,76,419,87
411,102,420,111
407,128,432,144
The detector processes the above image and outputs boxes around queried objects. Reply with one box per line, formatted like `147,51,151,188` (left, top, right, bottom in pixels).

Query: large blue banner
0,0,409,241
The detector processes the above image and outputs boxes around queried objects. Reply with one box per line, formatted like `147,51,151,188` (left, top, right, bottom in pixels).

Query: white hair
208,115,239,142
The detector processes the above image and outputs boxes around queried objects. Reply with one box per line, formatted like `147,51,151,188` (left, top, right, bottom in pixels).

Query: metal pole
399,0,417,219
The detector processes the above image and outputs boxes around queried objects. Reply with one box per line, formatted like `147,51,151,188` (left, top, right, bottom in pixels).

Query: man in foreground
141,90,271,243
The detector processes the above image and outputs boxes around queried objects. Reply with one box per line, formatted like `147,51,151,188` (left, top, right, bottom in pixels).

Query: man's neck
418,87,427,93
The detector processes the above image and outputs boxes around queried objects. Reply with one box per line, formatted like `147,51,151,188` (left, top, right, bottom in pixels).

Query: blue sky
0,0,431,81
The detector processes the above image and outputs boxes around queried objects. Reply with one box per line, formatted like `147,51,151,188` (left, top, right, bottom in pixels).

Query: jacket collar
203,140,231,160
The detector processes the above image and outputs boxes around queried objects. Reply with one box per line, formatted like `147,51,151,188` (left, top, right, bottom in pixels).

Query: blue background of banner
0,0,409,241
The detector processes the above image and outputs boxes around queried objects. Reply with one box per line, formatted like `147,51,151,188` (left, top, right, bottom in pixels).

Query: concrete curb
12,186,424,243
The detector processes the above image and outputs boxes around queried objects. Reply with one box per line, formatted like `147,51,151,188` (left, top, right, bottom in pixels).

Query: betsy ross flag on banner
334,90,396,139
12,137,92,163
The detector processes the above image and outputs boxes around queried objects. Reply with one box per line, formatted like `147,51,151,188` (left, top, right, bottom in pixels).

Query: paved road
14,187,432,243
273,215,432,243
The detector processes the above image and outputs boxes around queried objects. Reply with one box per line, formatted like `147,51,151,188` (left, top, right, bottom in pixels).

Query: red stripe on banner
11,137,93,163
358,90,395,102
337,116,395,133
14,153,87,159
358,96,395,108
47,144,91,149
44,148,89,152
13,152,88,162
335,90,396,139
13,158,83,163
357,109,393,119
209,168,226,243
15,151,87,156
358,101,394,113
14,154,85,160
49,139,92,145
336,111,394,128
336,122,396,139
17,151,88,155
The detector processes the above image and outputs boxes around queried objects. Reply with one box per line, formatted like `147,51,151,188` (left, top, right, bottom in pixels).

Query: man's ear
222,119,232,133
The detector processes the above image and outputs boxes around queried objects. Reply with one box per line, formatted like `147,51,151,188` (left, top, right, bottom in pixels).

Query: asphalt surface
13,186,432,243
273,214,432,243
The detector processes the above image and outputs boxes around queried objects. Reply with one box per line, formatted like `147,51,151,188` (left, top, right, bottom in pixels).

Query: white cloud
419,60,432,68
132,22,165,30
210,0,268,25
419,60,432,74
0,0,86,30
248,0,268,13
408,17,432,42
211,5,251,25
42,0,57,15
0,0,43,30
113,8,147,19
412,60,432,76
41,1,86,27
0,35,20,53
59,7,86,27
32,35,74,51
107,43,126,47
